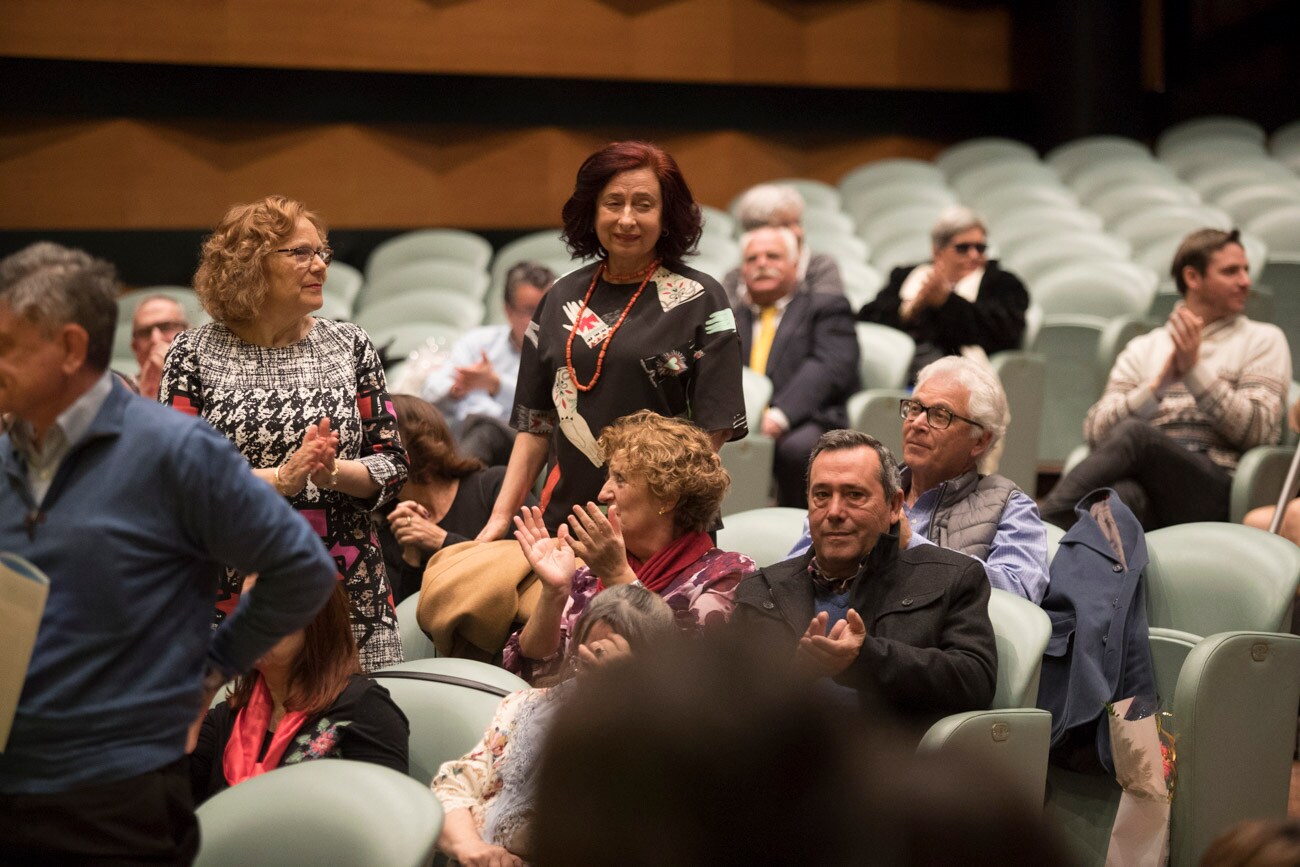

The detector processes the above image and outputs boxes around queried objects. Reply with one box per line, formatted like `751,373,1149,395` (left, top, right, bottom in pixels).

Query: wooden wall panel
0,0,1011,90
0,118,942,230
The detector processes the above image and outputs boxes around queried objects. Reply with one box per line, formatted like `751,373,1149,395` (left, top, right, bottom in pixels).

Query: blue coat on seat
1036,488,1156,771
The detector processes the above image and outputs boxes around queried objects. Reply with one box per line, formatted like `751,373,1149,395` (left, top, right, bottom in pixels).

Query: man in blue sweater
0,246,337,863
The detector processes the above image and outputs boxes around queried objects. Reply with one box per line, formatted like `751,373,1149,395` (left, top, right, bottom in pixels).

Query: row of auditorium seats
110,115,1300,477
380,507,1300,867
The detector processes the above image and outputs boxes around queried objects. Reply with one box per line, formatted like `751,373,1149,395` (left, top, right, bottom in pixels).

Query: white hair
930,205,987,249
739,226,800,263
914,355,1009,447
735,184,805,231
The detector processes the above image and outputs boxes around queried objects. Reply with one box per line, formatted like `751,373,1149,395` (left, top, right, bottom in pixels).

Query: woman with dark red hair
478,141,748,537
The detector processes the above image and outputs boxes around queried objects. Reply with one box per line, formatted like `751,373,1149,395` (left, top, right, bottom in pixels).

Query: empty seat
800,207,856,236
839,158,947,195
838,259,885,310
354,290,484,332
1030,315,1112,466
1045,135,1152,182
871,234,932,275
952,162,1063,203
1212,184,1300,225
805,230,869,267
1244,205,1300,260
969,184,1081,221
843,183,956,228
855,322,915,390
1002,234,1132,288
1109,203,1232,249
858,203,949,251
1086,184,1202,226
935,138,1039,180
1031,261,1157,318
1158,138,1270,177
1070,160,1181,203
365,229,492,281
1156,115,1268,155
715,506,807,569
365,321,464,364
360,260,490,307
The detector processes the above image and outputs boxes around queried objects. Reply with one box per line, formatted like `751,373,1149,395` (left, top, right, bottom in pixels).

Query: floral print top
501,547,754,683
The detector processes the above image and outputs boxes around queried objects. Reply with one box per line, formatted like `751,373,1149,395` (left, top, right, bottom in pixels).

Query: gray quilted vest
911,468,1019,561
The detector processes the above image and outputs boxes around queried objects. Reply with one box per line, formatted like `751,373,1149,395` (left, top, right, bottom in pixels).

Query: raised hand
450,350,500,399
575,632,632,673
514,505,575,593
566,503,633,584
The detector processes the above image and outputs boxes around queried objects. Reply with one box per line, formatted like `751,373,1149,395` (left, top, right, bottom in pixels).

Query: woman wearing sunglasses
160,195,409,671
858,205,1028,384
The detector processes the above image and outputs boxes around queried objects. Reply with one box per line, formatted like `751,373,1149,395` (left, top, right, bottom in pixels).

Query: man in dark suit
735,226,859,507
732,430,997,730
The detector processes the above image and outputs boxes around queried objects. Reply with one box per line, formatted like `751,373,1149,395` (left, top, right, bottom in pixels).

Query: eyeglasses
899,398,984,431
950,242,987,255
275,246,333,266
131,320,188,342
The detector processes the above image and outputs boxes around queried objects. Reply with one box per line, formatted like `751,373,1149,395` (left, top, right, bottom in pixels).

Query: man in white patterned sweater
1041,228,1291,531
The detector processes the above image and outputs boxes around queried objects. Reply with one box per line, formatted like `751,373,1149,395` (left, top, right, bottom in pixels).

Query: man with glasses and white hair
721,183,844,306
129,294,189,399
788,356,1049,603
897,356,1049,603
859,205,1028,384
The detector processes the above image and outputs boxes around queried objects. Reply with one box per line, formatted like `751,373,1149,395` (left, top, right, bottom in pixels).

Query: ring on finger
405,516,412,527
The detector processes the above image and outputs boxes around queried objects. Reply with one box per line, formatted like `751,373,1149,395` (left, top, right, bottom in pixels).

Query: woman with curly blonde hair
160,195,409,671
501,410,755,682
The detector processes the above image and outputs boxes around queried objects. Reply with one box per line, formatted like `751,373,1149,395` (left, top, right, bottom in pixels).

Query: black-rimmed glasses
899,398,984,431
276,246,333,266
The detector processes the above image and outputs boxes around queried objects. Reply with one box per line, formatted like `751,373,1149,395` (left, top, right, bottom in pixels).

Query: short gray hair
0,243,119,371
0,241,104,289
569,584,675,660
930,206,987,250
806,430,902,501
503,260,556,308
739,226,799,263
914,356,1009,447
133,294,189,324
735,184,805,232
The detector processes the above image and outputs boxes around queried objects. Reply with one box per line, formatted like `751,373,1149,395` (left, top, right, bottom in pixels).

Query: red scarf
599,531,714,594
222,675,311,787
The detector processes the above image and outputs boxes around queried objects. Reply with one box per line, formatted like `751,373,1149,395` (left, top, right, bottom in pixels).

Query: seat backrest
1144,522,1300,636
1169,631,1300,867
842,181,955,228
1045,135,1151,181
870,233,933,275
934,137,1038,180
365,228,493,280
987,588,1052,709
858,203,948,250
839,158,946,196
846,388,908,458
989,350,1045,494
719,436,776,517
371,658,528,785
363,260,490,305
715,507,808,570
1042,522,1065,564
740,366,774,433
1244,204,1300,258
1030,314,1110,464
855,322,914,390
354,290,485,332
395,594,438,662
193,760,441,867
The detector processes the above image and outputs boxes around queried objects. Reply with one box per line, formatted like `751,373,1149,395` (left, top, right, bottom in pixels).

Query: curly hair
392,394,483,485
194,195,327,323
597,410,729,534
561,141,703,266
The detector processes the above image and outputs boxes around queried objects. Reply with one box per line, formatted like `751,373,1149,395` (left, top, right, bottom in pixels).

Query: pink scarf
222,676,310,787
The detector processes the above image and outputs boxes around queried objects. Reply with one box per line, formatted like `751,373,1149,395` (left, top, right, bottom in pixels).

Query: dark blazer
858,261,1028,381
735,290,860,430
732,528,997,729
1036,488,1156,770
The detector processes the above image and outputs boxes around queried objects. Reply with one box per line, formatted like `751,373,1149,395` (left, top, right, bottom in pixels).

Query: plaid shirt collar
807,556,864,597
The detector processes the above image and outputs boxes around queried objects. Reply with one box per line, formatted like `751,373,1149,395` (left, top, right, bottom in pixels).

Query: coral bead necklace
565,259,661,392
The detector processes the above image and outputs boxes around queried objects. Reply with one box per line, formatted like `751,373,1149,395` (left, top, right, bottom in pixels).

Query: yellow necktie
749,305,778,376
